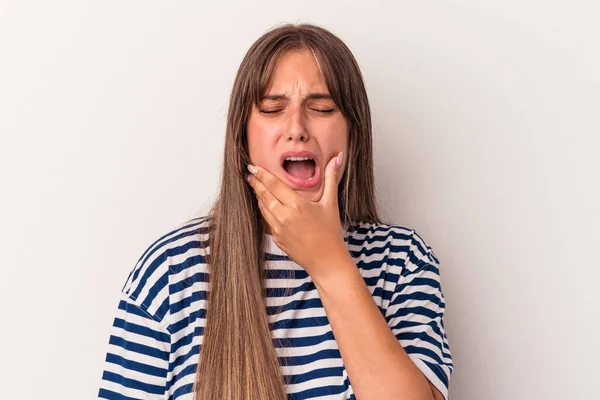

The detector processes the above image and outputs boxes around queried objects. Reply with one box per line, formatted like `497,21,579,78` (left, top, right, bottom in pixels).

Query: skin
246,49,349,208
244,49,445,400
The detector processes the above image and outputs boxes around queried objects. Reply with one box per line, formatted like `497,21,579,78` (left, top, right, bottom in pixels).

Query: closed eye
313,108,335,113
259,108,336,114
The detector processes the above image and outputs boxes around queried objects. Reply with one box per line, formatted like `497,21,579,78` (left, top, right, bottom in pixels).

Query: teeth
284,156,313,161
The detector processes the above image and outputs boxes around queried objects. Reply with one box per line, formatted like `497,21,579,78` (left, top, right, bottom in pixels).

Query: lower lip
281,165,321,189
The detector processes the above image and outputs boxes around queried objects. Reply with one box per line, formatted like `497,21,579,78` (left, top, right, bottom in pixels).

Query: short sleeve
98,292,171,399
384,229,454,399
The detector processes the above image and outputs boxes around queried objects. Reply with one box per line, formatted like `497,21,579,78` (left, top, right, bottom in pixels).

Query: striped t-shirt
98,216,453,399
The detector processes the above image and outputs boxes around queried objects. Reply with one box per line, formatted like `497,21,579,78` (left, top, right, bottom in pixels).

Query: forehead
263,49,328,95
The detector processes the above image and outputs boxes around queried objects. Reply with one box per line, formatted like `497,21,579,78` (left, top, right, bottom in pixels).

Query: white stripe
99,217,452,399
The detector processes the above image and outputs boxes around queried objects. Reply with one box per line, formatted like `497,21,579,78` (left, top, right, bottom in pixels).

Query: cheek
325,119,349,158
246,116,264,158
328,117,349,143
246,122,281,169
247,137,269,166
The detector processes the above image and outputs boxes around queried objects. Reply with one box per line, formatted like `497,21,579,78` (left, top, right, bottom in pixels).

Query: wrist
310,250,358,290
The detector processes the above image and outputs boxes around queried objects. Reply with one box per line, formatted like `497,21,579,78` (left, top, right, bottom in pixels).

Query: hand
246,152,350,276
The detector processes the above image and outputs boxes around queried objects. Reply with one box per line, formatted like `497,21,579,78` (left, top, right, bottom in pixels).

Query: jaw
290,174,325,202
295,188,320,200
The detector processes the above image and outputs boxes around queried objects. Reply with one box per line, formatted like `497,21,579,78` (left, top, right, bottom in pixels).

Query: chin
295,187,322,202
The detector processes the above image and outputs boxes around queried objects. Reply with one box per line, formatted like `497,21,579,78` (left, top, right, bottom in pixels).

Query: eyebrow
260,93,333,101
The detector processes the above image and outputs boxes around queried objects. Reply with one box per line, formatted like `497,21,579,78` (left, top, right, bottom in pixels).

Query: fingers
322,152,342,206
247,172,281,233
256,192,278,233
247,164,296,206
247,170,283,216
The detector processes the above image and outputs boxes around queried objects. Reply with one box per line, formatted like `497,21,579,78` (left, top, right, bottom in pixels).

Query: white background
1,1,598,399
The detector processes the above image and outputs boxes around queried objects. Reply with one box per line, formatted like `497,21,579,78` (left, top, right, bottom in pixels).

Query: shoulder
120,216,212,322
346,220,413,254
347,220,440,271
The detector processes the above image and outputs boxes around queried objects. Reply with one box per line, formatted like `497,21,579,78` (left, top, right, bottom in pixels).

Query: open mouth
282,156,317,181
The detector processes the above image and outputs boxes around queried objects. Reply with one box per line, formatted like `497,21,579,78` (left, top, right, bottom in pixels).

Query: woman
98,23,453,400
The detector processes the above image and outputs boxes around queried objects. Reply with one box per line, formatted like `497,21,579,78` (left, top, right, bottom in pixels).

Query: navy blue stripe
291,382,348,399
404,344,446,368
128,223,208,298
112,317,170,343
98,388,143,400
266,281,317,298
117,299,152,319
389,290,445,310
266,253,291,261
170,290,207,314
170,271,210,294
400,331,447,357
389,319,447,350
420,358,449,387
122,217,208,292
270,315,331,331
412,230,440,264
264,268,303,279
131,238,203,302
279,348,342,366
109,335,169,361
140,271,169,317
348,224,412,241
355,255,406,270
168,382,194,400
266,297,323,315
171,327,203,353
169,309,206,334
101,218,452,399
128,251,168,304
273,330,336,348
287,366,344,385
387,305,443,321
165,363,197,392
170,253,208,275
105,353,167,378
169,343,200,374
347,241,410,260
154,297,170,322
101,370,165,395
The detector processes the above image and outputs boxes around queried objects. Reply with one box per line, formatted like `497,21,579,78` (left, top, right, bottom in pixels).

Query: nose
286,106,308,142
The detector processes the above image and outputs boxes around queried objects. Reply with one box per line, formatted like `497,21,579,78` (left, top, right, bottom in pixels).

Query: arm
313,255,439,400
98,292,171,399
312,229,453,400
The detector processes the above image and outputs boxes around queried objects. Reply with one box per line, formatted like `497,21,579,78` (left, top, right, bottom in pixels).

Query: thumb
321,151,342,206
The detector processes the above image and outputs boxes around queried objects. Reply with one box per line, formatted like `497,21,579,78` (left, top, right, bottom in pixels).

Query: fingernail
247,164,256,174
246,174,252,183
336,152,343,169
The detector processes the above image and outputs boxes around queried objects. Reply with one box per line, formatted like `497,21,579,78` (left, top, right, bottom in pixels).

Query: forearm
312,254,435,400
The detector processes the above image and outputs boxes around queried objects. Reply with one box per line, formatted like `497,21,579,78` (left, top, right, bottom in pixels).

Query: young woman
98,23,453,400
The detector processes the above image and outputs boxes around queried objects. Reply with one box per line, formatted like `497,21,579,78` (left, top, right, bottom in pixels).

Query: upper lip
280,150,319,168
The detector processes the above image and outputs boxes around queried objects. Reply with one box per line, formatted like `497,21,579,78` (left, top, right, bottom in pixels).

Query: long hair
193,22,384,399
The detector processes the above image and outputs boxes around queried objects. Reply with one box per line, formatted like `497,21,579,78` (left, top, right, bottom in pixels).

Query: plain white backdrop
1,1,598,399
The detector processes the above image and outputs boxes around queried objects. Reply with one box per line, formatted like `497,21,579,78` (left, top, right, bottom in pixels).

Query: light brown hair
193,22,384,399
